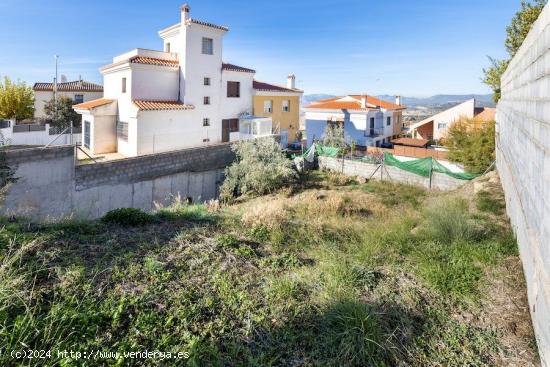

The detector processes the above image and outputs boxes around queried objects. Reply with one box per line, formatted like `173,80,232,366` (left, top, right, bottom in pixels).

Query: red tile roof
222,63,255,73
391,138,429,147
130,56,179,67
73,98,114,110
253,80,302,93
305,95,406,111
33,80,103,92
133,100,194,111
188,18,229,32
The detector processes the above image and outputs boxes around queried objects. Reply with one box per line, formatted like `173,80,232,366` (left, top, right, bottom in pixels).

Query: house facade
253,75,303,143
74,4,301,157
33,79,103,119
304,95,405,147
409,99,496,142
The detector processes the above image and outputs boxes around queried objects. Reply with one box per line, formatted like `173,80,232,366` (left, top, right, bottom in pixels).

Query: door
222,119,230,142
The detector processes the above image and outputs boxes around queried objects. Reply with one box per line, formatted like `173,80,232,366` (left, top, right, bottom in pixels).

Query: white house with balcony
304,95,406,148
73,4,274,157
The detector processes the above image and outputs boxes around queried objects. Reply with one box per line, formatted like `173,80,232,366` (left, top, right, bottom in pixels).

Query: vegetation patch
0,174,537,366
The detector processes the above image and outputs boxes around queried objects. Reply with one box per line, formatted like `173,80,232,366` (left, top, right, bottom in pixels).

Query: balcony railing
365,127,384,137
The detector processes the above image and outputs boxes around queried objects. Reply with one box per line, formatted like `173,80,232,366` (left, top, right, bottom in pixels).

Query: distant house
252,75,303,144
304,95,406,147
33,79,103,119
409,99,495,142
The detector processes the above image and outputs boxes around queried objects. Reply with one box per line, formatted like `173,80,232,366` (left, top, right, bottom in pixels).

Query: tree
483,0,547,103
0,77,34,121
220,137,297,201
322,123,347,149
44,96,81,128
445,118,495,174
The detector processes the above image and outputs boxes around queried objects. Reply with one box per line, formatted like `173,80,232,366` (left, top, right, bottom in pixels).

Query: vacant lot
0,172,538,366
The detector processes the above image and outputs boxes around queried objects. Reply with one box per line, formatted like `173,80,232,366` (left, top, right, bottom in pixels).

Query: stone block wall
2,143,235,220
497,4,550,365
318,156,466,190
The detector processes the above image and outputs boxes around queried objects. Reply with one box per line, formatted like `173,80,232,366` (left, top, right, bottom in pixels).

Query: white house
409,99,496,141
74,4,274,157
33,79,103,119
304,95,406,147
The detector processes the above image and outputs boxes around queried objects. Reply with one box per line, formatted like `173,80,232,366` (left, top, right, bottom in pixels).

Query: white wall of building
131,65,180,101
411,99,476,140
220,70,254,118
305,109,398,147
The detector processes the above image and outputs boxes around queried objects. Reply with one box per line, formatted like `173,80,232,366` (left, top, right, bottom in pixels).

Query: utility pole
54,55,59,124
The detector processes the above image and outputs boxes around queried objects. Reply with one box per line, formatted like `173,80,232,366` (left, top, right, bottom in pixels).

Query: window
263,100,273,113
203,118,210,126
282,100,290,112
204,96,210,105
83,121,90,149
386,116,391,126
202,37,213,55
74,94,84,104
165,42,171,53
227,81,240,97
204,77,211,86
122,78,127,93
117,121,128,141
438,123,447,129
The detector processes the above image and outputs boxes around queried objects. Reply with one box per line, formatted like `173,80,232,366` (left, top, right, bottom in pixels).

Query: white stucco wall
220,70,254,118
412,99,475,140
305,109,398,147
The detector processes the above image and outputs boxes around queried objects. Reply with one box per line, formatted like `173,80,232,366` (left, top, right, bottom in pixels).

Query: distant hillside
303,94,495,108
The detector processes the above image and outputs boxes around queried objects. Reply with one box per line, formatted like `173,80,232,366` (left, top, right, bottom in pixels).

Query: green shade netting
292,144,340,159
383,152,479,181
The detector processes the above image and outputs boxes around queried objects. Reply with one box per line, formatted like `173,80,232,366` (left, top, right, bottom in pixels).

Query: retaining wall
497,4,550,365
2,144,235,220
318,156,465,190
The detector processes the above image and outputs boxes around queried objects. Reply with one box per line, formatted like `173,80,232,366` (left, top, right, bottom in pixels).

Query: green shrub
421,198,486,243
101,208,154,226
220,137,297,201
476,191,505,215
321,300,384,365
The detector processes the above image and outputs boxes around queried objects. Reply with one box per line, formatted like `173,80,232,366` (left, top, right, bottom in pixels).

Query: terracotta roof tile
33,80,103,92
73,98,114,110
130,56,179,67
305,95,406,111
222,63,255,73
253,80,302,93
391,137,429,147
133,100,194,111
187,18,229,31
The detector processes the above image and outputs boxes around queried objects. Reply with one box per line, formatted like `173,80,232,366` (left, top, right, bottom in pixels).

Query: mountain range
302,94,495,108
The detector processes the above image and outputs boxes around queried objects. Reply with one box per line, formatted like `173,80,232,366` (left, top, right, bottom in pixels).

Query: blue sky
0,0,521,96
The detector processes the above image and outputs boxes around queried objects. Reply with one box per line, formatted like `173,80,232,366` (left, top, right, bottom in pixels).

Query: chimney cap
181,3,190,12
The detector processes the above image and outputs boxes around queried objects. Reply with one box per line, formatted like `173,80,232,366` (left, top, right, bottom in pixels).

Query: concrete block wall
497,4,550,365
2,144,235,220
318,156,465,190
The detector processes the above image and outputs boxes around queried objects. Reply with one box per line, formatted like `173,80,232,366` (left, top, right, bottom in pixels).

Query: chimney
181,3,190,23
287,74,296,89
395,95,401,105
361,94,368,109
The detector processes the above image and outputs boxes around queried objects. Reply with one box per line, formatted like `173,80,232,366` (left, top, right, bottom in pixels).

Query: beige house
33,79,103,119
409,99,495,142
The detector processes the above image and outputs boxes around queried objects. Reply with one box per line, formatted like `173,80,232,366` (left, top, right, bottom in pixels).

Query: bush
421,198,486,243
220,137,297,201
445,119,495,174
101,208,154,226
